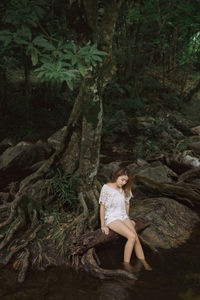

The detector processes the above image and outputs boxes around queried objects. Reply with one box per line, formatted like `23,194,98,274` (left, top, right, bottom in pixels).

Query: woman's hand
101,226,109,235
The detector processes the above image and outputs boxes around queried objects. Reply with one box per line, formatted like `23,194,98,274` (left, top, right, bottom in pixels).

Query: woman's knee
127,232,136,242
131,220,136,227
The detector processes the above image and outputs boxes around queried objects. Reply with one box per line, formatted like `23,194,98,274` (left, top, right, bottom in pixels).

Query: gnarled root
14,248,30,283
0,207,25,250
81,248,137,280
0,195,23,229
4,224,41,265
75,180,102,235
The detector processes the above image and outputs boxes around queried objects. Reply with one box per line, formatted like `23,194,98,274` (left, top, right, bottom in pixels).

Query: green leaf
92,55,102,62
92,49,107,56
77,63,86,76
31,51,38,66
66,79,73,90
91,59,97,67
71,55,77,66
33,36,55,51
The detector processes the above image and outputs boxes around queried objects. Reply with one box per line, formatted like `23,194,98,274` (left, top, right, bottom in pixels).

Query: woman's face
116,175,129,187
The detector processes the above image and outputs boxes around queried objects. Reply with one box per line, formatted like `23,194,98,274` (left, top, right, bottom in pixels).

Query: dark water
0,224,200,300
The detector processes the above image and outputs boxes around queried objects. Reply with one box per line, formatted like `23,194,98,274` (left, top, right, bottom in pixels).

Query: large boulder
0,141,46,172
130,197,199,249
128,162,177,183
98,161,121,182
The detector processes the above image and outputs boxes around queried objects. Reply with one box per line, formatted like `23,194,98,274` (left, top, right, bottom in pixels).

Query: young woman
99,168,152,272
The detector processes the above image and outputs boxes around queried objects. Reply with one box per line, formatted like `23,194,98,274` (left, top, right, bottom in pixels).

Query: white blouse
99,184,133,226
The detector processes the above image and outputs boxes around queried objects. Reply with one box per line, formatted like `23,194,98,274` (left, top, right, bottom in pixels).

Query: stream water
0,222,200,300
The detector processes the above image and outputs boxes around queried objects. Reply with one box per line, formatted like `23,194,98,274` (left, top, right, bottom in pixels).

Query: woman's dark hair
111,168,131,197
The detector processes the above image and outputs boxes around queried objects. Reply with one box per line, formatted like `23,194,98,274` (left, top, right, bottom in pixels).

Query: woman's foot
122,262,135,273
140,259,152,271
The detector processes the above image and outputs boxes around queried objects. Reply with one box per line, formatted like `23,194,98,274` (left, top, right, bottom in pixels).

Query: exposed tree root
4,225,41,265
0,202,10,212
17,248,30,283
81,248,137,280
86,189,99,227
0,208,25,250
0,195,23,229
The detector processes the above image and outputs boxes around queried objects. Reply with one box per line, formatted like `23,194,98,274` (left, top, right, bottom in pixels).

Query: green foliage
34,41,107,89
3,0,47,28
45,169,80,210
0,1,107,91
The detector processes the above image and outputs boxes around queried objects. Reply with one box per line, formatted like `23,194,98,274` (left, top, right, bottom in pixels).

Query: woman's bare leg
108,220,136,263
123,219,144,259
123,218,152,270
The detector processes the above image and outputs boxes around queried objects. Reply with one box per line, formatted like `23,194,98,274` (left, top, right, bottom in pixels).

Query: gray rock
0,141,46,172
130,197,199,249
98,161,121,182
128,162,177,183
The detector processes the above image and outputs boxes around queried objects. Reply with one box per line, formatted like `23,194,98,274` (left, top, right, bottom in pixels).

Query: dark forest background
1,0,200,160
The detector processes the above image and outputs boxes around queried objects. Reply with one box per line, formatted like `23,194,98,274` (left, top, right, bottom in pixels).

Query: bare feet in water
140,259,152,271
122,262,136,273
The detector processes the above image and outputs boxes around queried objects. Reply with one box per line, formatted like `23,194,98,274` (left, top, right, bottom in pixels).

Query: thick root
86,189,99,228
0,207,25,250
0,195,23,229
32,240,45,270
4,224,41,265
75,192,89,236
81,248,137,280
17,248,30,283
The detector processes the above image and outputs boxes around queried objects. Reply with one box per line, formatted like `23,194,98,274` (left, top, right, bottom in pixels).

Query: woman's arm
125,202,130,216
100,203,109,235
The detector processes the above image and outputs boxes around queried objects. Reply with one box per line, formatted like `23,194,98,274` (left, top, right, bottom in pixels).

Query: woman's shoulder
101,183,115,193
102,183,111,190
